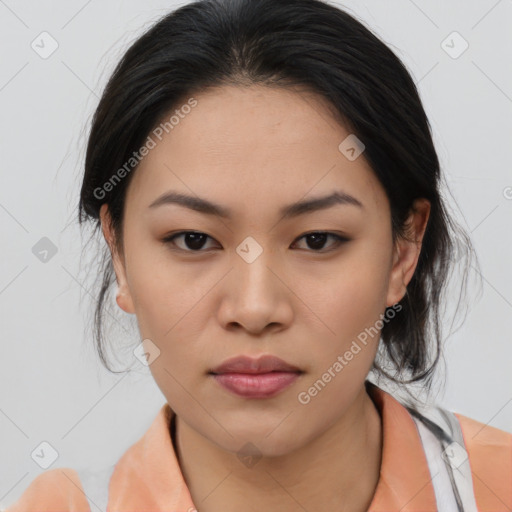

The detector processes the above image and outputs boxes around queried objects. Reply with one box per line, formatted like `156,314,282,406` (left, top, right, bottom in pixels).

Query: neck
174,383,382,512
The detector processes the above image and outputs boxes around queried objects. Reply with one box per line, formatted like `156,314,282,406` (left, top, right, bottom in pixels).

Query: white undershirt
414,418,460,511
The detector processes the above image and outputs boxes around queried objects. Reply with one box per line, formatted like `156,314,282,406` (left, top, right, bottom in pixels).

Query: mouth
209,369,304,375
210,354,303,374
208,354,304,398
209,370,303,398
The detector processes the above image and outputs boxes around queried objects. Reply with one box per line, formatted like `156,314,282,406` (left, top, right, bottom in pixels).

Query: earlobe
116,290,135,313
385,198,431,308
99,204,136,315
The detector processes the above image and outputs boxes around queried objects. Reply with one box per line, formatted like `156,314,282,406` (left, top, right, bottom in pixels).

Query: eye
162,230,349,253
162,231,219,252
292,231,349,252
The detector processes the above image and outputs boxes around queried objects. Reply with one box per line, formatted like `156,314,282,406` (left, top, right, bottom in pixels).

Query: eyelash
161,231,349,253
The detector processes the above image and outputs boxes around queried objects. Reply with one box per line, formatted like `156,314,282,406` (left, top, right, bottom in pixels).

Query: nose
216,247,293,335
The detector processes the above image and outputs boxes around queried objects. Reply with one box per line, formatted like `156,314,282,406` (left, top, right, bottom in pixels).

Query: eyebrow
148,190,364,219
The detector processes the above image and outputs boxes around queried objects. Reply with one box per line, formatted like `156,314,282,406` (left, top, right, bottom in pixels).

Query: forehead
126,84,386,217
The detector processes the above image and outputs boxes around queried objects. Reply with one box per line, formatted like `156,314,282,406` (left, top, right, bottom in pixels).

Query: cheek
308,247,390,327
123,246,220,386
300,248,391,370
123,234,205,335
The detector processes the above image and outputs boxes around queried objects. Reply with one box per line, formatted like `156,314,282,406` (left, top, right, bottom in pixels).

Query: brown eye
293,232,349,252
162,231,218,252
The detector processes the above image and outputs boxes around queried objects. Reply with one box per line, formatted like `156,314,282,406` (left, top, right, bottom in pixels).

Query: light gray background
1,0,511,506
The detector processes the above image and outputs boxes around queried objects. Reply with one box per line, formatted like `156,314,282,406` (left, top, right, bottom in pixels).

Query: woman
7,0,511,510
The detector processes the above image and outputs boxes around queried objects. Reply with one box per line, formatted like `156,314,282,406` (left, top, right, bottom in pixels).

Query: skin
100,84,430,512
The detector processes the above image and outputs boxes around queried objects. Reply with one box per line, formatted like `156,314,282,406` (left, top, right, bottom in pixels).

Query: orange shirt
6,382,512,511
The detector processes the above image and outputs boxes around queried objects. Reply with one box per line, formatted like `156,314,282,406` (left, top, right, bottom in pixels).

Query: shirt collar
109,380,437,510
365,380,437,510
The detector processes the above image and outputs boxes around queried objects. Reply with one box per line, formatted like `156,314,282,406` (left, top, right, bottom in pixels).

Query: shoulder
5,467,91,512
455,412,512,511
455,411,512,454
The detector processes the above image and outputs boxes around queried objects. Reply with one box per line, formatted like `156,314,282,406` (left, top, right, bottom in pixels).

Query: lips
209,354,302,375
209,355,303,398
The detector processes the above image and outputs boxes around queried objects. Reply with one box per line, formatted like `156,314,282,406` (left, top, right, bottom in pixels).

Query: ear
99,204,135,314
386,198,431,307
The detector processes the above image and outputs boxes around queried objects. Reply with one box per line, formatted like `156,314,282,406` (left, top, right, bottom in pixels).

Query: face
100,84,429,456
